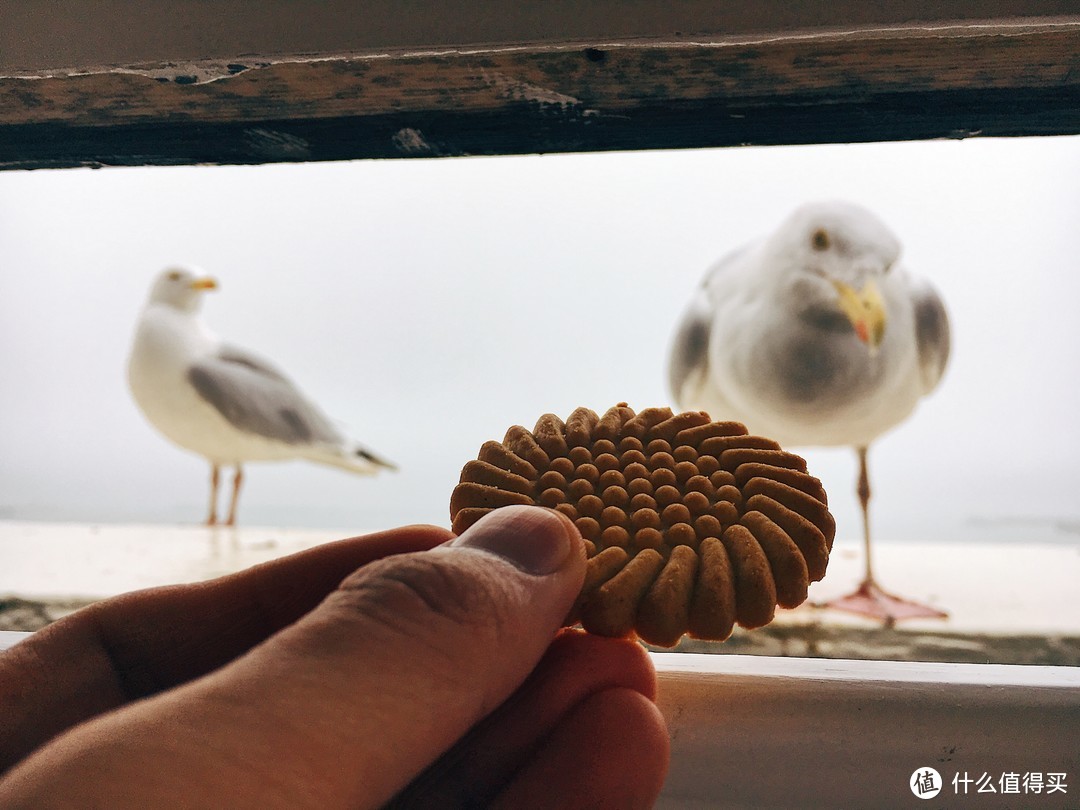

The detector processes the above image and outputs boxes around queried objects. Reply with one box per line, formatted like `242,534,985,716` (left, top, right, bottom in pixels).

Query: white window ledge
654,653,1080,807
0,632,29,652
3,631,1076,806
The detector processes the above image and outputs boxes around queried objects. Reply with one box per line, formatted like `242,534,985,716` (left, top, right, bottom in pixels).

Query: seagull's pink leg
856,445,876,586
818,446,948,627
205,464,220,526
225,466,244,527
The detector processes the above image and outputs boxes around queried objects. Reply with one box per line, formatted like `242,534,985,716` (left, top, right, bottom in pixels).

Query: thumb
0,506,587,809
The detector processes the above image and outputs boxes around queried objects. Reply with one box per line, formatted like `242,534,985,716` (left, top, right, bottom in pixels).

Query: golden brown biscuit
450,404,835,647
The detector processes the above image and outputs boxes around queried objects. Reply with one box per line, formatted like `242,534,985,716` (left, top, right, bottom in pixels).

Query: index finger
0,524,450,772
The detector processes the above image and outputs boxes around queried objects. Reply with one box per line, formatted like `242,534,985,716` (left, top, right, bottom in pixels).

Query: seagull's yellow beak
189,277,218,291
833,279,886,350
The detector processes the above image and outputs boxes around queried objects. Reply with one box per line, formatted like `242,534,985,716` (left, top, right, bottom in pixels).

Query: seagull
128,266,396,526
668,201,950,625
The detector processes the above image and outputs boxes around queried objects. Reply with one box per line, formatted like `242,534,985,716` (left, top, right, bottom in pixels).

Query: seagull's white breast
690,258,927,448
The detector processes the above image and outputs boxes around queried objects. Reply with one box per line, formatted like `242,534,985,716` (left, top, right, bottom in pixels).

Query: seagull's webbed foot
818,580,948,628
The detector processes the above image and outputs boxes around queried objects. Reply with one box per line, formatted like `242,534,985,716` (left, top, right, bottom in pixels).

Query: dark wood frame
2,13,1078,170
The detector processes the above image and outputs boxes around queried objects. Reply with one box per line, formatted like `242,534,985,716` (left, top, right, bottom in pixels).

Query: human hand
0,506,669,808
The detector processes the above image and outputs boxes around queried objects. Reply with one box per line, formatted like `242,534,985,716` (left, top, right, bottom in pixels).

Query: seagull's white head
771,201,901,351
147,266,219,312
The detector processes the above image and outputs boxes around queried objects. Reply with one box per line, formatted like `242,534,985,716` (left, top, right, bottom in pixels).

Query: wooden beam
6,2,1080,74
2,17,1079,170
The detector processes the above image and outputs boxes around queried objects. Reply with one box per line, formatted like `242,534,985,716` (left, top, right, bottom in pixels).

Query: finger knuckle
332,552,518,650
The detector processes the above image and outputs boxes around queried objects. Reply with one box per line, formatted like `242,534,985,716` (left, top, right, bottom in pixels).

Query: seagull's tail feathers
307,440,398,476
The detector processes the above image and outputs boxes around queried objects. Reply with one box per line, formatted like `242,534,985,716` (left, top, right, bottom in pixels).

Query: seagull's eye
167,271,182,282
811,229,830,251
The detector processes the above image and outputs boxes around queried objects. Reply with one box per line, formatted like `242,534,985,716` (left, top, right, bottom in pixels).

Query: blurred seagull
669,202,950,625
128,266,396,526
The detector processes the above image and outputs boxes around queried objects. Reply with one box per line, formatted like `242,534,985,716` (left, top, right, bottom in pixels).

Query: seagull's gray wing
668,247,750,407
910,276,951,394
187,346,343,445
668,292,713,407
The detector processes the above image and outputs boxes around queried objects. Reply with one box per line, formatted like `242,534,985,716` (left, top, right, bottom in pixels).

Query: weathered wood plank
2,20,1079,169
5,2,1079,74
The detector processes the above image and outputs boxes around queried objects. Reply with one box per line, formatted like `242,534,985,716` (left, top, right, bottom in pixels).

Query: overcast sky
2,136,1078,544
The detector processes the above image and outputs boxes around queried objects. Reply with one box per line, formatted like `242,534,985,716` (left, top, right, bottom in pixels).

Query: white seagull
128,266,396,526
668,201,950,625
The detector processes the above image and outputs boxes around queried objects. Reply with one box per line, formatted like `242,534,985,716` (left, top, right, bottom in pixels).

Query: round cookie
450,404,835,647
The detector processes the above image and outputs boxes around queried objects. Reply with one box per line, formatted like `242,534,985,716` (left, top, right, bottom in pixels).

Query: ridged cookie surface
450,404,834,647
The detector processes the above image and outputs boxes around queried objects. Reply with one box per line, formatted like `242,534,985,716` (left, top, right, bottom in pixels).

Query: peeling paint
113,61,256,85
482,70,583,109
2,61,259,84
392,127,438,156
242,127,311,159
